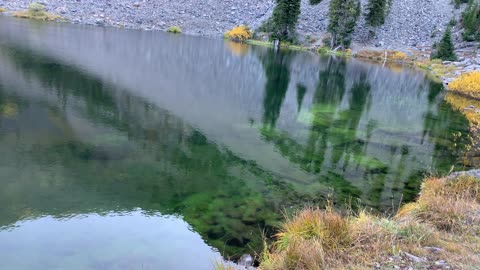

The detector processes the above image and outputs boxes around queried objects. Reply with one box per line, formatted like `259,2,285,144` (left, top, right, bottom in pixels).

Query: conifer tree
328,0,361,49
271,0,302,41
432,28,457,61
365,0,388,27
462,0,480,41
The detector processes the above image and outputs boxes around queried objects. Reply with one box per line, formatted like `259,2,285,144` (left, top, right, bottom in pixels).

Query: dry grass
0,7,6,13
259,176,480,269
397,176,480,232
355,50,413,63
12,3,62,21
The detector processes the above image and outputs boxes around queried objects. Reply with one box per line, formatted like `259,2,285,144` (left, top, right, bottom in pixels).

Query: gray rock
404,252,425,263
238,254,254,267
424,246,444,253
449,169,480,180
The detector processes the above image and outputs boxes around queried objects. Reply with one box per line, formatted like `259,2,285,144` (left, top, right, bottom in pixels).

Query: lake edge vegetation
216,175,480,270
11,2,63,22
258,174,480,269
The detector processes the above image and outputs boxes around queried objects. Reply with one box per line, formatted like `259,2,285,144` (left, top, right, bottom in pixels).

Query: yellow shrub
389,51,408,61
449,71,480,96
0,7,6,12
225,25,252,42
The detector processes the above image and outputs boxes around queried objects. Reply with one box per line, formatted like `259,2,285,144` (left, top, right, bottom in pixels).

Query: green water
0,17,470,269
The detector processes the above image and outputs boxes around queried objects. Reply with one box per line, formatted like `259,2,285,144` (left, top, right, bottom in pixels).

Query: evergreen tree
432,28,457,61
271,0,302,41
462,0,480,41
328,0,361,48
365,0,388,27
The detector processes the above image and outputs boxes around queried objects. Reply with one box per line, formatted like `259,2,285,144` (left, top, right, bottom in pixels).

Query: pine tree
271,0,302,41
462,0,480,41
432,28,457,61
328,0,361,49
365,0,388,27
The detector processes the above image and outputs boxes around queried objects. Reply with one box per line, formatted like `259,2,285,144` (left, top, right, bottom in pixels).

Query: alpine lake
0,16,471,270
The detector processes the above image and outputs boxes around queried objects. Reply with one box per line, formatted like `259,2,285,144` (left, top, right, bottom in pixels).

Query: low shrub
317,47,329,55
0,7,6,13
12,2,62,21
225,25,252,42
28,2,45,13
167,26,182,34
356,50,385,60
389,51,409,61
449,71,480,97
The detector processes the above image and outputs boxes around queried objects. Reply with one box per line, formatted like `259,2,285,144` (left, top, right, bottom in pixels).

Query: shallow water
0,17,470,269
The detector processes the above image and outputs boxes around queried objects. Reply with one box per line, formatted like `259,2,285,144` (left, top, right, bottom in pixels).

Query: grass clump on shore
258,175,480,269
167,26,182,34
12,2,62,21
0,7,6,13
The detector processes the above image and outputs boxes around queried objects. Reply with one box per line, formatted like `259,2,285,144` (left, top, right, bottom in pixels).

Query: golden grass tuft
449,71,480,98
396,177,480,232
261,238,325,270
276,208,350,252
0,7,6,13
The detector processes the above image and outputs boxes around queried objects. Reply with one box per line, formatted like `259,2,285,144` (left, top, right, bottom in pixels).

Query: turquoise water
0,17,470,269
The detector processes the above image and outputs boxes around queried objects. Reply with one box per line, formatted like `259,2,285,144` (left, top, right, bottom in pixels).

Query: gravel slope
0,0,465,49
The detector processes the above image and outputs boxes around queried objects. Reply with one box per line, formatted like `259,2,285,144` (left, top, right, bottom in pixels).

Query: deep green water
0,17,471,269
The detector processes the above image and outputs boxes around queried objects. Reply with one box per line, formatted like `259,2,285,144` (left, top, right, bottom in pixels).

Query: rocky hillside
0,0,469,51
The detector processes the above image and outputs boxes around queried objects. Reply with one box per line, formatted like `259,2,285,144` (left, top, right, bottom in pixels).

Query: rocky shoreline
2,1,480,91
0,0,468,51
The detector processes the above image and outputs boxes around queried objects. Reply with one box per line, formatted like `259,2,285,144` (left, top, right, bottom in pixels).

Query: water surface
0,17,469,269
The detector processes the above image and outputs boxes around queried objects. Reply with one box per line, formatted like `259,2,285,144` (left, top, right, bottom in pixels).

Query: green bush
167,26,182,34
28,2,46,13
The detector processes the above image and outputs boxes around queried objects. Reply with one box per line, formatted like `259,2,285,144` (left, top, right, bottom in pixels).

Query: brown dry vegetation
258,176,480,270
